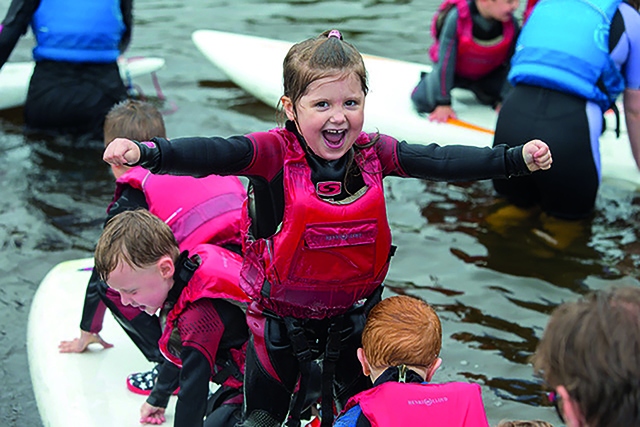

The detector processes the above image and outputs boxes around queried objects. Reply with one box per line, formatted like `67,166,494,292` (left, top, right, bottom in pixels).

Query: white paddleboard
27,258,177,427
191,29,638,188
0,56,165,111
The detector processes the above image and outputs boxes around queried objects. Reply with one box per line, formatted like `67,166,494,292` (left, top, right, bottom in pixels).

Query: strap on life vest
284,316,315,427
283,285,385,427
211,352,244,384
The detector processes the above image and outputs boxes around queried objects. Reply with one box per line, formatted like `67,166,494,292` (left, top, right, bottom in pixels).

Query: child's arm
142,362,180,425
393,139,551,181
429,10,459,123
0,0,38,69
104,135,255,178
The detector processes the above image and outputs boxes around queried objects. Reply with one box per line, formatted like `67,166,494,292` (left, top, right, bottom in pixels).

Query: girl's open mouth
323,129,346,149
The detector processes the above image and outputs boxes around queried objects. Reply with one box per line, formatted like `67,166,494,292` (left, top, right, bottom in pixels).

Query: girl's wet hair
281,29,368,117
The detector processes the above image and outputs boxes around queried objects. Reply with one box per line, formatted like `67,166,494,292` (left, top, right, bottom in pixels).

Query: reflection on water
2,0,640,425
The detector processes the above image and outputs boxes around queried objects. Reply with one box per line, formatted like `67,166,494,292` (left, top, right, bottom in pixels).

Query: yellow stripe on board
447,118,495,135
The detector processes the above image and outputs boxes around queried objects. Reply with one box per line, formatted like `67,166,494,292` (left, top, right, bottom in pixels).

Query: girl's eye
316,101,329,108
345,100,358,107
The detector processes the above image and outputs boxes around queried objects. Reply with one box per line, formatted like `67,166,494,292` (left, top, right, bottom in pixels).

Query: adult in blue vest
491,0,640,220
0,0,132,138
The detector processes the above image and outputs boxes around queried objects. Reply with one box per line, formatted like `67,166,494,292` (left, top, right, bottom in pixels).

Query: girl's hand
104,138,141,166
523,139,552,172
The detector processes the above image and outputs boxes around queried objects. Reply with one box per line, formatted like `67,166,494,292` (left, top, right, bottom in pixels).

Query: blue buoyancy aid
31,0,124,62
508,0,625,111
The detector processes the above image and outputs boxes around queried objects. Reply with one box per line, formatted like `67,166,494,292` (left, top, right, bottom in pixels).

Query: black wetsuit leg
492,84,598,219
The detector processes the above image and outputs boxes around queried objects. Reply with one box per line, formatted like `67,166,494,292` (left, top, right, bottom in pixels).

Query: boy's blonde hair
103,99,166,145
94,209,180,282
362,295,442,370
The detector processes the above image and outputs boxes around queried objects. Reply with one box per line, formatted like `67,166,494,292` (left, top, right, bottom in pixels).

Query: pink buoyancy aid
158,244,250,387
240,129,393,319
344,381,490,427
113,167,246,251
429,0,515,80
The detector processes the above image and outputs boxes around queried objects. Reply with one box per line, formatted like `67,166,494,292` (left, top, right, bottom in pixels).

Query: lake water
1,0,639,426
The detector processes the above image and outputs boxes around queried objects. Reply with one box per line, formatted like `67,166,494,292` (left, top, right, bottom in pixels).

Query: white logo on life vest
407,396,448,406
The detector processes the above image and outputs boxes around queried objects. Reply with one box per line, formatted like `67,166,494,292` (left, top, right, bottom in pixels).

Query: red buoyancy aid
428,0,515,80
240,129,393,319
113,167,246,251
158,244,250,387
343,381,490,427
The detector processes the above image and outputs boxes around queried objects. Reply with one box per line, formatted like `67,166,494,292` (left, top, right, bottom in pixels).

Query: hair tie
328,29,342,40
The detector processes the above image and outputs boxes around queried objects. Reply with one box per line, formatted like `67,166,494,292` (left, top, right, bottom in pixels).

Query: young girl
104,29,552,427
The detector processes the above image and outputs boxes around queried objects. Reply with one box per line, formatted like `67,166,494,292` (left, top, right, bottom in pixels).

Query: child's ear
556,385,584,425
356,348,371,376
281,96,296,121
157,255,175,279
426,357,442,382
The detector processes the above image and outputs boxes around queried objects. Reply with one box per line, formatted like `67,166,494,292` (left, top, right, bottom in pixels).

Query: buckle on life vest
283,317,314,362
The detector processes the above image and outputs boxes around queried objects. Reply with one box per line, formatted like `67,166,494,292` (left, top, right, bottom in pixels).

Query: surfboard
27,258,178,427
0,56,165,111
191,29,638,188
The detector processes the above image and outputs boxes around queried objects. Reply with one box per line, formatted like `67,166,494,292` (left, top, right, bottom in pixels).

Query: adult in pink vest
411,0,519,123
335,295,490,427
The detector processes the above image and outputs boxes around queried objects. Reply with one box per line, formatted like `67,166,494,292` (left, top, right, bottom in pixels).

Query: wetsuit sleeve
146,362,181,409
78,185,147,332
171,298,227,427
137,135,255,178
119,0,133,53
396,140,529,181
0,0,39,68
172,347,211,427
432,9,458,106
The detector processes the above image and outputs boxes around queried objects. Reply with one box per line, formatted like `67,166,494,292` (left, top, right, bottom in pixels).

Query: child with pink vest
334,295,490,427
